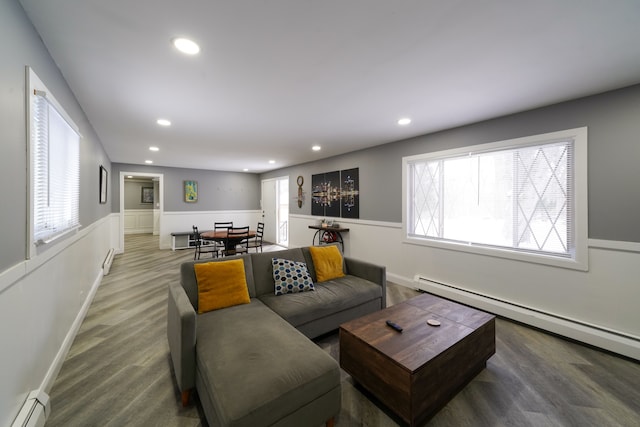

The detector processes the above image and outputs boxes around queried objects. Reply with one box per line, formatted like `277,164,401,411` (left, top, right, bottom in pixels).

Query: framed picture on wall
99,165,108,204
184,180,198,203
141,187,154,204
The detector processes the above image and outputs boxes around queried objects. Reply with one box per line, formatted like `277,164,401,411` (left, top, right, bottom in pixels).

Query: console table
308,225,349,251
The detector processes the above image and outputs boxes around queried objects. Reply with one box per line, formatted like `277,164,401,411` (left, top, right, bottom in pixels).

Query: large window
403,128,587,270
28,67,80,255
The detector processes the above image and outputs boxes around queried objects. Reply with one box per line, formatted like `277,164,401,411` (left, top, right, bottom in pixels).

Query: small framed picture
184,180,198,203
99,165,108,204
141,186,154,204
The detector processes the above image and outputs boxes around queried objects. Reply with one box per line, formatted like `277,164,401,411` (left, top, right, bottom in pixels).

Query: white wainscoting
153,209,160,235
160,210,262,250
0,214,118,427
123,209,154,234
115,210,262,253
289,214,640,360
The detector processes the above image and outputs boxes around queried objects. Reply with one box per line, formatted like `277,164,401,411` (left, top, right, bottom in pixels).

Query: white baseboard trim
124,228,154,234
40,270,103,393
163,209,262,216
386,272,639,361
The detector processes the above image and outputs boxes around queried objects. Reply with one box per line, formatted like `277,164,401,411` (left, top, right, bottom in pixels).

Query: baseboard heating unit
413,275,640,361
103,248,115,275
11,390,50,427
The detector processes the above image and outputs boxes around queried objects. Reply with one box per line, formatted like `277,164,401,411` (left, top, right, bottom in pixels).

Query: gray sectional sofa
167,245,386,427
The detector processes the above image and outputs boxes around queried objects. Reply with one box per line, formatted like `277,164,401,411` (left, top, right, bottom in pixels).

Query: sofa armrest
344,257,387,308
167,282,197,393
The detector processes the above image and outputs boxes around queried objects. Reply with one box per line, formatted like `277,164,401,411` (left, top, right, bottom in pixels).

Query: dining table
200,229,256,252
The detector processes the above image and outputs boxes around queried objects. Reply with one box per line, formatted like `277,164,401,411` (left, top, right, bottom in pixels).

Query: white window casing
27,67,80,257
402,127,588,271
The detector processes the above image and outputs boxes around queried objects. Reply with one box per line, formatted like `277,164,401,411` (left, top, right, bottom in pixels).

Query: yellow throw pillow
309,245,345,282
194,259,250,313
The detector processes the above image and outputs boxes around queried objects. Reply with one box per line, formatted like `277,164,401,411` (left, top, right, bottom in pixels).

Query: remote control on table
386,320,403,332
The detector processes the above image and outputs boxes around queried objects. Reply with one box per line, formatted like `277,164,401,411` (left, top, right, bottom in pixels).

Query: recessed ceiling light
145,160,153,164
173,37,200,55
157,118,171,126
268,160,276,164
312,145,321,151
398,118,412,125
149,146,159,152
243,168,249,172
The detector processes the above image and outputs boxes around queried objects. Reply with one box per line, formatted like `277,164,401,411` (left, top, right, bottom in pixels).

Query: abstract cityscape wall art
311,168,359,218
340,168,359,218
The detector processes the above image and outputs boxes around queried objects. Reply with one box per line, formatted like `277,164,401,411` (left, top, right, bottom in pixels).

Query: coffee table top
339,293,495,372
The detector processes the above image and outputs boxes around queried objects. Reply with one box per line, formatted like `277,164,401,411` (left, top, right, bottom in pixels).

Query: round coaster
427,319,441,327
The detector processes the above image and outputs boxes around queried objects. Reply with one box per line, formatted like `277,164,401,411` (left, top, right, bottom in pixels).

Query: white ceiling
19,0,640,173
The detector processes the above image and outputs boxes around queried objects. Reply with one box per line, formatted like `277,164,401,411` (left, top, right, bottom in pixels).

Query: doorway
261,176,289,247
122,177,157,234
119,171,163,252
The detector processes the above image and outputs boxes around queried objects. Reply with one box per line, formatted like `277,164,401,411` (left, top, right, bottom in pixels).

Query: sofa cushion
272,258,314,295
309,245,345,282
258,274,382,329
196,299,339,427
195,259,250,313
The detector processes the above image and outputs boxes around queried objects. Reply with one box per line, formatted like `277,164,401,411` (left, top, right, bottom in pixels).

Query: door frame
261,176,289,246
276,176,289,246
119,171,163,252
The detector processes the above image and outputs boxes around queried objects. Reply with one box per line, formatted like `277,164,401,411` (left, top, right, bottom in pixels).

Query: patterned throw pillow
272,258,315,295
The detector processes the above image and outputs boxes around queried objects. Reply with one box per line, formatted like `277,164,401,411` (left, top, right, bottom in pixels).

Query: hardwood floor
47,234,640,426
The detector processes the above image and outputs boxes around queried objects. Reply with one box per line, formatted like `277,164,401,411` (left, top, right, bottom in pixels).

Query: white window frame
402,127,588,271
26,67,81,258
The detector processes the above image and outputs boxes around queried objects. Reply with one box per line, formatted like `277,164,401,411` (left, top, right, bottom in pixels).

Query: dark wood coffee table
339,293,495,426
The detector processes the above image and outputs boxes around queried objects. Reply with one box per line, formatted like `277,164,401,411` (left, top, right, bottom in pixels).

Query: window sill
404,236,588,271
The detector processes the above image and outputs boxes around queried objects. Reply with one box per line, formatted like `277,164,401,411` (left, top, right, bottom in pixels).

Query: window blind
408,140,574,257
31,90,80,244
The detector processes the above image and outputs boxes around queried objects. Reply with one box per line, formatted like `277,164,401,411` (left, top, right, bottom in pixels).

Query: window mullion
512,150,518,248
438,159,444,238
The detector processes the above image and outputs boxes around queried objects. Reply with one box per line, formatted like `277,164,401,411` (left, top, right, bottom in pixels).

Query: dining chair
192,225,218,260
223,226,250,256
246,222,264,253
214,221,233,230
214,221,233,252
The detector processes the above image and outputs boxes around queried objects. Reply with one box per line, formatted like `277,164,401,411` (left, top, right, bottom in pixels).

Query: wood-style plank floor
47,234,640,426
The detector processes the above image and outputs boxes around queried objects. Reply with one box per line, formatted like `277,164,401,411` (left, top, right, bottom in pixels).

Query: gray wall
0,0,111,273
124,179,156,209
263,84,640,243
112,163,261,212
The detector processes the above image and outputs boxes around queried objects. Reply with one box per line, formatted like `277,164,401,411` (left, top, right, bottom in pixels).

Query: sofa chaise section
196,299,340,427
